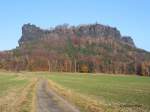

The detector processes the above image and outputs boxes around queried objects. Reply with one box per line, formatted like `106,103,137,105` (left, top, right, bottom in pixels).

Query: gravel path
36,79,80,112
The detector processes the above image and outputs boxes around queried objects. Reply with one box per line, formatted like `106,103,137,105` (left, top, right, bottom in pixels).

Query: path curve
36,79,80,112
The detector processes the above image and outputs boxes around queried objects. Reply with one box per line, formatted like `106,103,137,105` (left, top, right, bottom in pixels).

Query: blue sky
0,0,150,51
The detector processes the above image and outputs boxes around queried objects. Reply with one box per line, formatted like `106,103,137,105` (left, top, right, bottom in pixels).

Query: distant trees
141,61,150,76
66,37,78,72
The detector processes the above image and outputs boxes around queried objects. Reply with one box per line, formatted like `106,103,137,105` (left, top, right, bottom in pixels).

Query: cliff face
19,23,135,48
121,36,135,47
19,24,44,44
1,23,150,76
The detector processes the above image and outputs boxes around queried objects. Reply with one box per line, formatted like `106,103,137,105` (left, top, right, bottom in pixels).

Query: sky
0,0,150,51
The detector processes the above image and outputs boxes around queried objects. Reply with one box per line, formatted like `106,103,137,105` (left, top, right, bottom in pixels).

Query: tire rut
36,79,80,112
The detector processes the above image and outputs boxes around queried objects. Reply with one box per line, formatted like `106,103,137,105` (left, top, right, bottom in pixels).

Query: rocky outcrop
74,24,121,39
19,24,44,45
19,23,135,47
121,36,135,47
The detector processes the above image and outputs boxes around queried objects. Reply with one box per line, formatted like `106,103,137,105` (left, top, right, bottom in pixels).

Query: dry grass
13,78,38,112
0,73,29,112
0,78,37,112
48,80,107,112
0,89,21,112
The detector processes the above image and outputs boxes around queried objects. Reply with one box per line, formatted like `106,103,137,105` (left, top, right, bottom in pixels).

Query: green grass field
0,72,28,96
47,73,150,111
0,71,150,112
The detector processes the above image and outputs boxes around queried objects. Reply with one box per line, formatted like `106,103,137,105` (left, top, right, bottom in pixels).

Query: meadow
0,71,150,112
47,73,150,112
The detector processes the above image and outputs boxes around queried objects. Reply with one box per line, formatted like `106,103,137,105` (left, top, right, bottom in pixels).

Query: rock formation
0,23,150,76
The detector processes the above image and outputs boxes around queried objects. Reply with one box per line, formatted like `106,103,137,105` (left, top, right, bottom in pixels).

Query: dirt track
36,79,80,112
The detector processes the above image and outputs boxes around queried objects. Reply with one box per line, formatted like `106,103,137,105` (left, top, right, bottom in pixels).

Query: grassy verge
48,79,106,112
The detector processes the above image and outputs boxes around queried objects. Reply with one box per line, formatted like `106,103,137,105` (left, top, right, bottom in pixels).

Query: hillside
0,23,150,76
